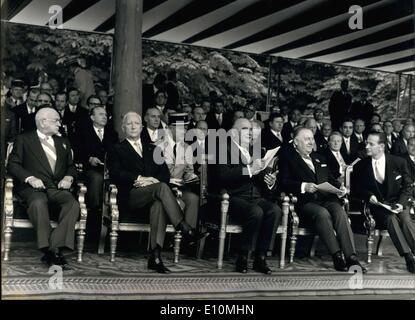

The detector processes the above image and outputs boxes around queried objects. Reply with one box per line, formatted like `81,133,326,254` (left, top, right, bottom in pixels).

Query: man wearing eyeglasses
7,107,80,270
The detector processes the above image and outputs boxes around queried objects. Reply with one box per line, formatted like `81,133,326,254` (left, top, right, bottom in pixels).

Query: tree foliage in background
3,23,406,118
272,57,400,118
143,40,269,109
2,23,112,88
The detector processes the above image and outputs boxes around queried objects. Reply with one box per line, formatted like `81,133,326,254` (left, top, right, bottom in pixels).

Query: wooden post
112,0,143,138
396,73,401,118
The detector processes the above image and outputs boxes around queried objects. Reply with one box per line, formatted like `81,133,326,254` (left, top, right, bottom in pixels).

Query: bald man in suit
7,108,80,269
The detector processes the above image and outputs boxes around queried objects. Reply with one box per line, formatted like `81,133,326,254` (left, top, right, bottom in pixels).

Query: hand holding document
377,202,401,214
262,147,280,169
316,182,345,197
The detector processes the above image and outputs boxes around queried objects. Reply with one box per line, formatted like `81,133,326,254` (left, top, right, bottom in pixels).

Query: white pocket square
321,164,327,167
395,175,402,180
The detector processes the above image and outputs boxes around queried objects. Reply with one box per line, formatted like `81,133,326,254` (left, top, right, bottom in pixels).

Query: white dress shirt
355,133,364,143
270,129,283,142
93,126,104,141
147,127,158,142
343,137,351,154
68,104,77,113
127,138,142,158
372,154,386,184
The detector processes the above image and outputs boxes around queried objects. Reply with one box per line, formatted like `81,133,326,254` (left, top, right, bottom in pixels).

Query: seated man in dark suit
163,113,200,235
216,118,281,274
278,128,365,272
7,108,80,269
406,138,415,193
141,107,166,145
383,120,397,153
14,88,39,134
281,108,301,142
205,98,228,130
108,112,207,273
261,112,284,152
353,118,366,144
4,99,17,144
353,132,415,273
189,120,209,175
392,124,415,157
340,118,361,164
316,122,331,154
78,106,118,210
323,131,348,183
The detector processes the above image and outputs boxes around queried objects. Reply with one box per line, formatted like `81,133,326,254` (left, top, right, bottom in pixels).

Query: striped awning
1,0,414,74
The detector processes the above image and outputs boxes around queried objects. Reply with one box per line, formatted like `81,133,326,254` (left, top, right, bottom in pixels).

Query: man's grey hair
122,112,141,126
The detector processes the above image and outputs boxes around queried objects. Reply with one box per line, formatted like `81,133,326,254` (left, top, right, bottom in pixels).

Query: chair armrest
288,194,299,228
77,182,88,226
4,178,14,220
362,201,376,232
108,184,120,228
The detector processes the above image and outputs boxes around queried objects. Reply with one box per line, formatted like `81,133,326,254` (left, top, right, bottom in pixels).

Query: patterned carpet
2,237,415,300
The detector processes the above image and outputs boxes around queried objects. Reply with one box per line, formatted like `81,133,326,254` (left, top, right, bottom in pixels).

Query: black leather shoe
346,254,367,274
404,253,415,273
332,252,347,272
253,258,272,275
235,255,248,273
183,230,210,245
41,251,55,268
148,257,171,274
56,252,71,270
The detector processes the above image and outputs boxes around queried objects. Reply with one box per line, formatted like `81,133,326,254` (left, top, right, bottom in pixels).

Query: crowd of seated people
2,74,415,275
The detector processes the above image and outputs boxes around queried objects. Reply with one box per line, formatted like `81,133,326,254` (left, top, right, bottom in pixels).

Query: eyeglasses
89,102,102,106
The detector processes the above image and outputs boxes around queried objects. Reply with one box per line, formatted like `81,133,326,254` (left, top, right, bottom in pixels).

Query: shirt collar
126,138,141,146
37,130,50,140
372,153,386,165
93,125,104,132
270,128,281,136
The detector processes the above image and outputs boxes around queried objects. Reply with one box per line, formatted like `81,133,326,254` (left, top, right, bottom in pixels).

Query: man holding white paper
279,128,365,272
353,131,415,273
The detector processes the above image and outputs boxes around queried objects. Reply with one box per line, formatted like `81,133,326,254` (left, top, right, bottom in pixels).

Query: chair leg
289,234,297,264
376,235,384,256
367,233,374,264
196,226,207,259
227,234,232,255
310,235,319,257
98,207,108,255
109,229,118,262
3,226,13,261
76,228,85,263
218,194,229,270
98,223,107,255
174,231,181,264
279,199,289,269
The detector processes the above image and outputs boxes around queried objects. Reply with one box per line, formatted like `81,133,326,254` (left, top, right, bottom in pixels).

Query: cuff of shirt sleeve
301,182,306,194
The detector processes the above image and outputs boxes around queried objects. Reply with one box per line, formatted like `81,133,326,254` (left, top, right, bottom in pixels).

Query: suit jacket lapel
124,139,143,161
384,155,393,197
27,132,54,175
53,136,66,176
295,151,316,181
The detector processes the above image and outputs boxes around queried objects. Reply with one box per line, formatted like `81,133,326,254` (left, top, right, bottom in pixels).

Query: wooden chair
196,159,290,269
98,181,182,263
2,166,88,262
